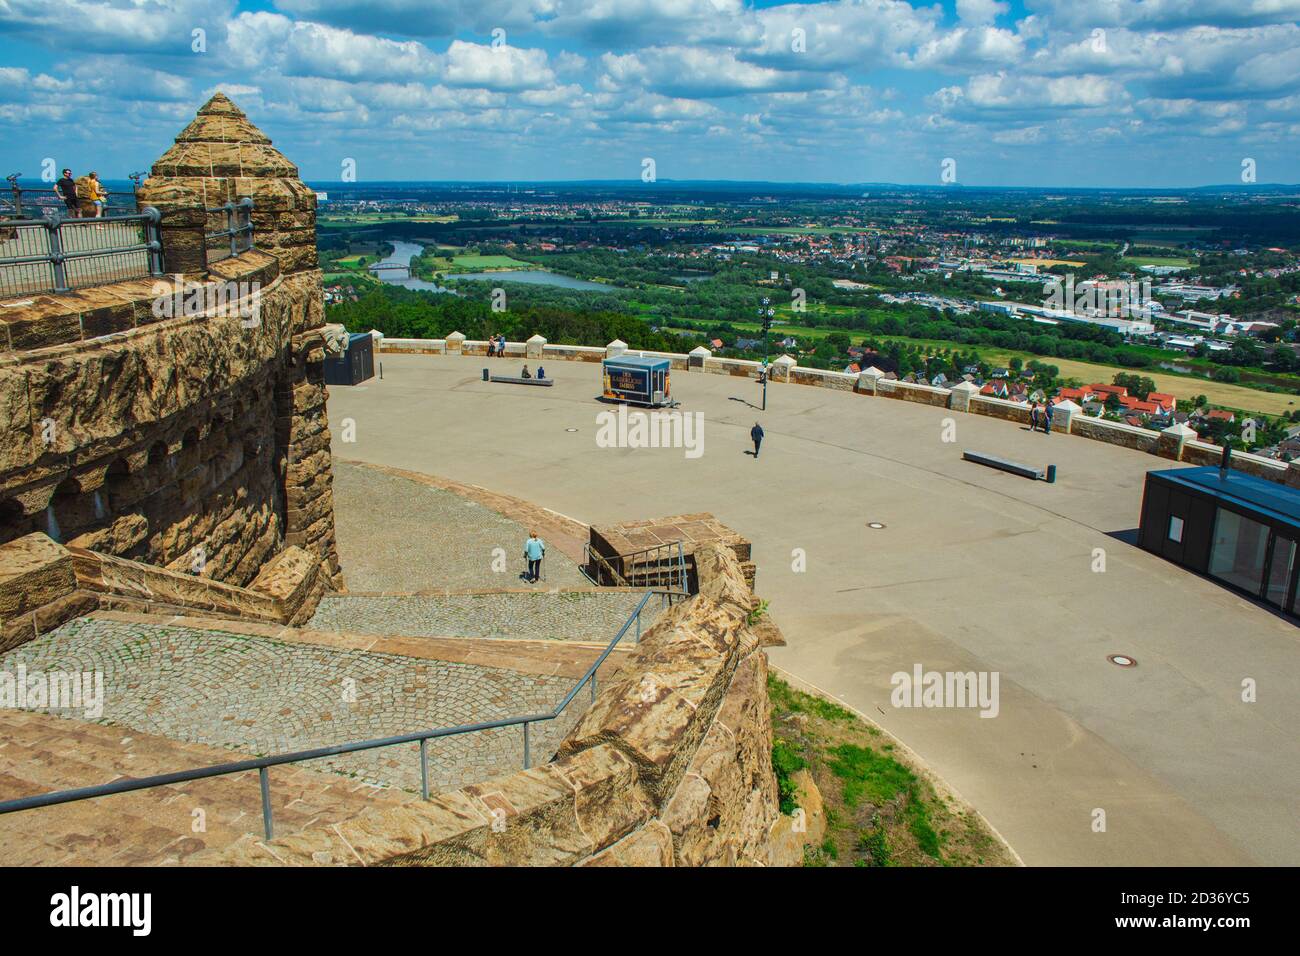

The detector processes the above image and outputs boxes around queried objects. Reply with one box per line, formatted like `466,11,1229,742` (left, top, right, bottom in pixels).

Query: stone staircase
0,710,415,866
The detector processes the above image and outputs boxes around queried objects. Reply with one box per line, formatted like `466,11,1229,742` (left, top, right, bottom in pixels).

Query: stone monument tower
139,92,342,586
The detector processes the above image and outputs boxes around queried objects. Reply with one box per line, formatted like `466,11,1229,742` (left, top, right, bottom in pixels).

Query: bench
962,450,1044,481
489,375,554,387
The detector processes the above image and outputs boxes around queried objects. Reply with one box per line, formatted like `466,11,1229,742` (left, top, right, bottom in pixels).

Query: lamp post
758,297,775,411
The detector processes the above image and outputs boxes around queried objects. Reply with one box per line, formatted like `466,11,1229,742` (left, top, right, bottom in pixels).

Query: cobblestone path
332,459,587,591
308,590,660,643
0,617,585,796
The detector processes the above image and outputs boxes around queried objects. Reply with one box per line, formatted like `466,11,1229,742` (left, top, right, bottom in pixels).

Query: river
370,241,618,293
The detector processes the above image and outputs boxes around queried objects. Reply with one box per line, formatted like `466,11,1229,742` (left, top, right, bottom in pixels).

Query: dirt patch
769,674,1018,868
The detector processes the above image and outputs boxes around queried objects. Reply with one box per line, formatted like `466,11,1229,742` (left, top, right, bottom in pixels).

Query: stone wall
373,334,1300,488
0,532,325,651
204,543,792,866
0,93,341,607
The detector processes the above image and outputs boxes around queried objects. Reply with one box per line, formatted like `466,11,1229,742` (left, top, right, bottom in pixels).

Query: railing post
419,738,430,800
522,721,531,769
239,196,254,251
258,766,274,840
636,608,641,644
225,202,237,259
141,206,163,277
46,211,69,294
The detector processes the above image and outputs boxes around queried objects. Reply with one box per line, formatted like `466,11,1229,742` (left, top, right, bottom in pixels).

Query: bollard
1046,464,1057,484
483,368,489,382
379,362,383,380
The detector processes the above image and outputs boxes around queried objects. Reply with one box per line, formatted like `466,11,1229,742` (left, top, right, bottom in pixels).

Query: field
1122,255,1193,268
422,252,537,273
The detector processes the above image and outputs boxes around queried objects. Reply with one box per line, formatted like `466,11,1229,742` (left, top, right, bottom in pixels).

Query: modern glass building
1139,466,1300,618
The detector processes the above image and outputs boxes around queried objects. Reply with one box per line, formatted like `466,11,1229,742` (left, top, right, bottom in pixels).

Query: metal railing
204,198,255,263
0,208,163,297
583,540,689,593
0,587,687,841
2,178,139,219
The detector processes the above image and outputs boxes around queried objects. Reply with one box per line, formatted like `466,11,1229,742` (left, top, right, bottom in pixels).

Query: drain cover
867,522,886,529
1107,654,1137,668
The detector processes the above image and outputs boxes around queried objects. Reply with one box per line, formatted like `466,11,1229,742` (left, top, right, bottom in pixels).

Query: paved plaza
1,616,582,797
323,351,1300,866
331,459,587,590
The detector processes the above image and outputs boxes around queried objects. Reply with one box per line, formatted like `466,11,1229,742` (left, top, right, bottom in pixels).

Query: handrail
584,540,688,593
204,198,254,262
0,588,677,840
0,208,163,296
3,180,139,220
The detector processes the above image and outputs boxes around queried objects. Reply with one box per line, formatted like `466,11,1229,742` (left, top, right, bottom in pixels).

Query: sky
1,0,1299,188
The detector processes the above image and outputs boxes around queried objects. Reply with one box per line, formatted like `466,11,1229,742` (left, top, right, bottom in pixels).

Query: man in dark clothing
1044,400,1055,435
53,169,78,216
751,422,764,459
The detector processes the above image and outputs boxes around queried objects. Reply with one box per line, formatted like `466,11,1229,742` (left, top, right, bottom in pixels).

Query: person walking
523,531,545,583
53,169,78,217
1029,403,1041,433
1044,400,1055,436
750,422,764,459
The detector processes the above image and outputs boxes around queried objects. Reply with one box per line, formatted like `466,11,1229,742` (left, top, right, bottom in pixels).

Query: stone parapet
0,533,96,652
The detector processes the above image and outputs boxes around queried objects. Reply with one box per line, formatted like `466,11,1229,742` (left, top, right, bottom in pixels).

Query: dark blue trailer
323,332,375,386
601,355,674,407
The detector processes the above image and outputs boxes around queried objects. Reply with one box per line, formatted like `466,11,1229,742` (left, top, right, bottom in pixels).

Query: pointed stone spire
139,91,318,278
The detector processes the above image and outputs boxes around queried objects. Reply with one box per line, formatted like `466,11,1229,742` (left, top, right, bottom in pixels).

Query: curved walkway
322,351,1300,866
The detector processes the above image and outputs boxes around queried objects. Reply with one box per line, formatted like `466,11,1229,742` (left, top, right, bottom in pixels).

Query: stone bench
489,375,554,387
962,450,1044,481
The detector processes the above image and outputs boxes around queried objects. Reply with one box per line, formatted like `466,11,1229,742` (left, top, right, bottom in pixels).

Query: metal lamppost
758,297,774,411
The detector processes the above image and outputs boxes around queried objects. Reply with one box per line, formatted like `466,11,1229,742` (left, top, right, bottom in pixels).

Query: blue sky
2,1,1299,187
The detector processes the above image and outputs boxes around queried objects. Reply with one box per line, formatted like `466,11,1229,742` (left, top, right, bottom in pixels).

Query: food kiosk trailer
601,355,674,407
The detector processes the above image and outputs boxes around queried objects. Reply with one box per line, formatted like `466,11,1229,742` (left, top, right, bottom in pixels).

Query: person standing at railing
85,173,106,218
52,169,79,217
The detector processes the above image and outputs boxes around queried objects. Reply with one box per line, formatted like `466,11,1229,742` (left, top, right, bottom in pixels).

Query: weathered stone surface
659,650,779,866
0,533,77,619
580,821,674,866
0,534,99,652
1,94,341,599
249,545,323,625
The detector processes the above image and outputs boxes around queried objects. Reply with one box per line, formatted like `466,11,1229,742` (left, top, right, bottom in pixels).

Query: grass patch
772,738,806,814
767,673,1014,868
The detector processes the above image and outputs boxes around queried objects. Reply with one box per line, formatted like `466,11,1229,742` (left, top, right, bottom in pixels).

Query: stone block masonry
0,92,342,618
